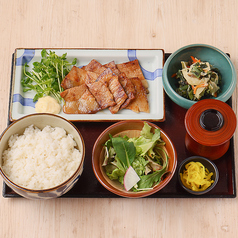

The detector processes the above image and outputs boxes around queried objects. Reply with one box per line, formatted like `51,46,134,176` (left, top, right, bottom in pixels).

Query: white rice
2,125,82,190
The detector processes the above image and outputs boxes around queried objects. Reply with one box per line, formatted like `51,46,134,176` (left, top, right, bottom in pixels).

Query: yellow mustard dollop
180,161,214,191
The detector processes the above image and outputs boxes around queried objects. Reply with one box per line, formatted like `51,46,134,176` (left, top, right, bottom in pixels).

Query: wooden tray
2,54,236,198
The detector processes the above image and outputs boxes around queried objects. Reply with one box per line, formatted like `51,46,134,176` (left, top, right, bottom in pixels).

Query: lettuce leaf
111,136,136,168
105,157,126,184
136,146,169,189
129,123,163,155
131,156,149,176
137,166,167,189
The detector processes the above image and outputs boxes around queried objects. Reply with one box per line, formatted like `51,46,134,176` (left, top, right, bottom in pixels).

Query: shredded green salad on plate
102,122,169,192
173,56,221,100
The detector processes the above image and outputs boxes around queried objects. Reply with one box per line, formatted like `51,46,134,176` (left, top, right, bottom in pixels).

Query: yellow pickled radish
180,161,214,191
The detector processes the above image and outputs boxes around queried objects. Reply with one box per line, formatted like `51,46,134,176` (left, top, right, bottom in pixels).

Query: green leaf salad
102,122,169,191
21,49,77,103
173,56,221,100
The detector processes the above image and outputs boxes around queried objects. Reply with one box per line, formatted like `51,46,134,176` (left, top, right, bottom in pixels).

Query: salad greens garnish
21,49,77,103
110,135,136,169
173,56,221,101
102,122,169,191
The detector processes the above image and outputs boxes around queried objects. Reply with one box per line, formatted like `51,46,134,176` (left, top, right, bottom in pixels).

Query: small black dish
178,156,219,195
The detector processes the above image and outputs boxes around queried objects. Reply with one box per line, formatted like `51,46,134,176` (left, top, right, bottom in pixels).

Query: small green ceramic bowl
162,44,237,109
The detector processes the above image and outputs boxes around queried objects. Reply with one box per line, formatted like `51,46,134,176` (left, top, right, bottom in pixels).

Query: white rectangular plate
10,48,165,122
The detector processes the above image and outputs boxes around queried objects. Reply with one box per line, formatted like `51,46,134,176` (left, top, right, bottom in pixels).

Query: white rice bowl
1,125,82,190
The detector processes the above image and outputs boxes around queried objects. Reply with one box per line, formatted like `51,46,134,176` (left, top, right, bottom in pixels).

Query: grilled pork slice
119,73,136,109
61,66,88,90
96,68,113,84
86,73,116,109
91,68,128,114
82,59,107,75
108,75,128,114
104,61,121,76
126,77,149,113
117,59,149,91
60,85,101,114
86,71,99,83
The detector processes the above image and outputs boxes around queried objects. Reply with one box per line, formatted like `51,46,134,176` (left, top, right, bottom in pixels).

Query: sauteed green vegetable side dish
173,56,221,101
102,122,169,191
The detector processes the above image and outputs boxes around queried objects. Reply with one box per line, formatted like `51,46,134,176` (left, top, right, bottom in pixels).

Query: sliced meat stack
60,59,149,114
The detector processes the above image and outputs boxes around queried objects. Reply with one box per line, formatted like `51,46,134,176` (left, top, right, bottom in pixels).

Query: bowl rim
0,113,85,193
178,155,219,195
162,43,237,109
92,120,177,198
